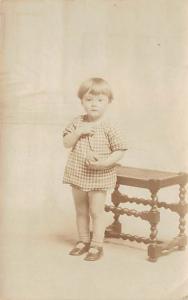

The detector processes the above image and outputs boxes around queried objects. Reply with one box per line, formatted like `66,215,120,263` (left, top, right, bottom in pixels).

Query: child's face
81,92,109,121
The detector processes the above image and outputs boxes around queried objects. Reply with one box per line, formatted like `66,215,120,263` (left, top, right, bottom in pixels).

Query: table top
116,166,188,189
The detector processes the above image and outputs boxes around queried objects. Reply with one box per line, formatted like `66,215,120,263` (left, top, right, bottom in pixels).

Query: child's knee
76,209,89,218
89,209,105,220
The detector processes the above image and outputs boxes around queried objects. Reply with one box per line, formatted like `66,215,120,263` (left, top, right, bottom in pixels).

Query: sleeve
63,116,80,137
107,123,128,152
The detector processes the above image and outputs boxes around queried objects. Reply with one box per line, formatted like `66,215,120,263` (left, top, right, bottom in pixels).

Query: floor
1,205,188,300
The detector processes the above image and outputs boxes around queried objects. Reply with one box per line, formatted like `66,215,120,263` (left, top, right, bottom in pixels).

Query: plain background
0,1,188,299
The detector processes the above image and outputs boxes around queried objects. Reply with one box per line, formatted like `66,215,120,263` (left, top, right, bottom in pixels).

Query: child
63,77,127,261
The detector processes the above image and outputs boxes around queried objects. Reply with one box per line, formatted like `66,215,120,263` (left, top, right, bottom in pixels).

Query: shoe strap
88,246,102,254
76,241,89,248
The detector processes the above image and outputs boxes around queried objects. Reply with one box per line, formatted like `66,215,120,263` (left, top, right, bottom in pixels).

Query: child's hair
77,77,113,102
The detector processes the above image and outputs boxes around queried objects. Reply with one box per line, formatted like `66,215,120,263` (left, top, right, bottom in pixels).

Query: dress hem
63,181,115,192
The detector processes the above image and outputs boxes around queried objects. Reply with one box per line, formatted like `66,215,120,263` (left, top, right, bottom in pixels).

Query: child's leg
88,190,107,248
72,187,90,244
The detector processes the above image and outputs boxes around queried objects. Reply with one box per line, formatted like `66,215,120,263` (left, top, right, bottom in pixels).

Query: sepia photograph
0,0,188,299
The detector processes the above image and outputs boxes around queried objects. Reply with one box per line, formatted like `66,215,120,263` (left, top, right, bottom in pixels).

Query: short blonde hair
77,77,113,102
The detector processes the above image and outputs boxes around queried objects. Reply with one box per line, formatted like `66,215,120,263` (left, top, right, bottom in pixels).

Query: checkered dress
63,115,127,191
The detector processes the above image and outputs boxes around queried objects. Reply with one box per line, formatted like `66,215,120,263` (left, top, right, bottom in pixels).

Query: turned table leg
178,181,188,250
147,180,160,262
105,184,122,235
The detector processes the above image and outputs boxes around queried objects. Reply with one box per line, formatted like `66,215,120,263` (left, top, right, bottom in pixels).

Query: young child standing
63,77,127,261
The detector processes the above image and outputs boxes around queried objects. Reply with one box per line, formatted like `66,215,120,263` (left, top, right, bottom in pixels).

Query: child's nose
91,99,98,105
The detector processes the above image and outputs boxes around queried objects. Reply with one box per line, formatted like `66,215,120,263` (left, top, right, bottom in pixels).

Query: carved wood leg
147,181,160,262
178,183,187,250
105,184,122,236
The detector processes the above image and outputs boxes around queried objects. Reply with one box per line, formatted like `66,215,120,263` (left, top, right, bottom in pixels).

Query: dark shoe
69,241,90,256
84,246,103,261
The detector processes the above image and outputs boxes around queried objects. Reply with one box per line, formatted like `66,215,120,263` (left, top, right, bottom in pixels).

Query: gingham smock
63,115,127,191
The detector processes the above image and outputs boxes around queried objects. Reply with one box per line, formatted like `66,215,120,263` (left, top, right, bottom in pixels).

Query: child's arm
86,150,125,170
63,122,95,148
63,129,81,148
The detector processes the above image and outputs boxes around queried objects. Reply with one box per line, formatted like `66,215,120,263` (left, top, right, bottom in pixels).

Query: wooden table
105,166,188,261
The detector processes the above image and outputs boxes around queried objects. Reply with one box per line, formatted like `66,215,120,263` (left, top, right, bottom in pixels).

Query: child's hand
87,150,124,170
76,122,95,137
85,151,99,166
86,158,109,170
